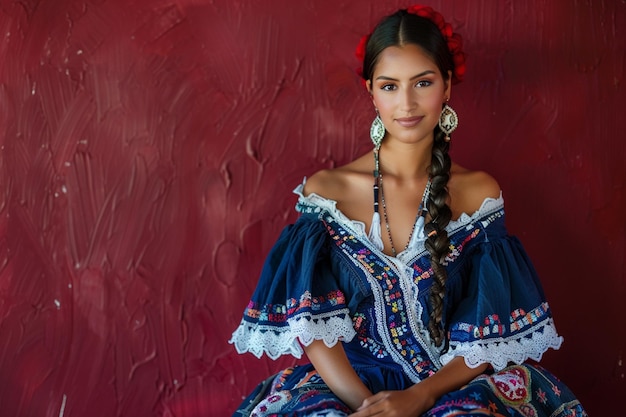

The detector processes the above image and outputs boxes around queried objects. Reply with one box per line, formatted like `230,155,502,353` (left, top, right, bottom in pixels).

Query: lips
395,116,423,128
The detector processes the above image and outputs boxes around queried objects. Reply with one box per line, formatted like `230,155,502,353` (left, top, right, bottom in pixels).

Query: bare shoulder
448,164,501,219
302,168,346,199
302,154,373,202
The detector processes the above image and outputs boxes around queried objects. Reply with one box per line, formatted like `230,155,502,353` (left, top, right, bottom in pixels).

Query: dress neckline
294,179,504,259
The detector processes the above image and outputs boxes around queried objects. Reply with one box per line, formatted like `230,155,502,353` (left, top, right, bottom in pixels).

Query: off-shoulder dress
230,183,587,417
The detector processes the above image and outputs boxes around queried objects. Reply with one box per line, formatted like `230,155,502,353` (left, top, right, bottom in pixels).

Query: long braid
424,127,452,347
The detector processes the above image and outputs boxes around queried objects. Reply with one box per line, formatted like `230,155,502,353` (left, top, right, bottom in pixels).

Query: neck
377,139,432,180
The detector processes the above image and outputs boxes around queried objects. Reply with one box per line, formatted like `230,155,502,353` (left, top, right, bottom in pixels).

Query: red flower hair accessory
355,5,466,85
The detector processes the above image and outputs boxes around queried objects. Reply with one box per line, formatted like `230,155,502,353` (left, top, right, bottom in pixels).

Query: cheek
423,93,445,111
372,93,394,115
376,101,394,115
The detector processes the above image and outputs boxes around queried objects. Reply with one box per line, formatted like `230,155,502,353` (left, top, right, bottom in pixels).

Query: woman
230,6,587,416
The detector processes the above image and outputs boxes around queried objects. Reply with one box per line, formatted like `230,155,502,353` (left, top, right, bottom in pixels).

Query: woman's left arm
350,356,488,416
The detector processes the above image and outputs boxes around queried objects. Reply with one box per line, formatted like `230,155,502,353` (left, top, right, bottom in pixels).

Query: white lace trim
365,257,442,382
294,181,367,235
446,192,504,232
294,180,504,259
229,309,356,360
439,319,564,371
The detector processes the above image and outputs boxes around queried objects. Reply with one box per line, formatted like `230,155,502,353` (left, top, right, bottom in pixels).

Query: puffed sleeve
439,215,563,371
229,214,357,360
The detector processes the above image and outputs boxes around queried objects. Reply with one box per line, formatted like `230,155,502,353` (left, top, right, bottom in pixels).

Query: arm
351,356,488,416
303,340,373,411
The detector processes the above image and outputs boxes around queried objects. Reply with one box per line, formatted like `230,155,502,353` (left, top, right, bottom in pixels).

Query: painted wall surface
0,0,623,415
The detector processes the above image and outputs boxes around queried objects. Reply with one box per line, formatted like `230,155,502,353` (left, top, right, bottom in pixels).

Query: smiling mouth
395,116,423,127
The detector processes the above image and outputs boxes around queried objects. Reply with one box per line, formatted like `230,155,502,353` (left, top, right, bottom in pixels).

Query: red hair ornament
355,5,466,85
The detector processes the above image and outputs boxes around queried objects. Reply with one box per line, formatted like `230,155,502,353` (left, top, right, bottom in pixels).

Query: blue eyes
380,80,432,91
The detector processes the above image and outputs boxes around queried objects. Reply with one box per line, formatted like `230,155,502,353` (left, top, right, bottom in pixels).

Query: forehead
373,44,439,77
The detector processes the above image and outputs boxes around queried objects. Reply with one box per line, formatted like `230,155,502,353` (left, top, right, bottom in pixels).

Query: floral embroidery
244,290,347,323
471,314,505,339
489,366,531,404
324,217,440,381
510,303,551,331
489,400,499,412
413,265,434,283
244,301,287,322
537,388,547,404
415,226,481,283
451,314,505,340
353,309,389,359
518,404,539,416
446,229,481,263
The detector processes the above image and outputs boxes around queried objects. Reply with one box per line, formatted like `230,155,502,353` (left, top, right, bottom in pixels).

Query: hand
349,387,434,417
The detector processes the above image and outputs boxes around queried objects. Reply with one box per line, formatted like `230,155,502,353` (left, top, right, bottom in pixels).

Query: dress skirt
233,363,586,417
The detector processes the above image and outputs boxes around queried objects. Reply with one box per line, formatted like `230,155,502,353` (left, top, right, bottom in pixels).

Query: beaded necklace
373,148,432,257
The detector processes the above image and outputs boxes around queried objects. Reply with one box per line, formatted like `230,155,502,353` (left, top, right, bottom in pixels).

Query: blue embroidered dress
230,183,587,416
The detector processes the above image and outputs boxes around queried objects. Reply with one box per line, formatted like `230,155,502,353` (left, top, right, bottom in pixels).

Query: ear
444,70,453,100
366,79,376,106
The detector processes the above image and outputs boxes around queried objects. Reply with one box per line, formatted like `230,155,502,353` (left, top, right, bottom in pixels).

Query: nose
399,85,417,112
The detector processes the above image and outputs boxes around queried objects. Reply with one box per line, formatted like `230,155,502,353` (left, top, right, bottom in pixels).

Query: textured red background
0,0,623,416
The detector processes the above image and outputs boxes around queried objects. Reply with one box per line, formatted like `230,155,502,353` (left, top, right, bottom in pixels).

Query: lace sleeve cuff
439,318,563,371
229,309,356,360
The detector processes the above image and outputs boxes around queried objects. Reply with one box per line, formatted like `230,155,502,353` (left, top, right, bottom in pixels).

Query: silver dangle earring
438,100,458,142
370,111,385,150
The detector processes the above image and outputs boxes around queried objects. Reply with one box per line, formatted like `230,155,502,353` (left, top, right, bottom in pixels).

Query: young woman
230,6,587,416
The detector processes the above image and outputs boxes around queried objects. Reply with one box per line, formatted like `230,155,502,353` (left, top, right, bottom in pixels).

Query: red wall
0,0,623,415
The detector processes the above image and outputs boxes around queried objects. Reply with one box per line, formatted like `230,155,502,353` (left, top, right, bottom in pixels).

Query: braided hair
424,129,452,346
361,10,455,347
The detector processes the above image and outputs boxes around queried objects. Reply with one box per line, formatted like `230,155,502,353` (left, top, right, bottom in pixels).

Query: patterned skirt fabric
233,363,587,417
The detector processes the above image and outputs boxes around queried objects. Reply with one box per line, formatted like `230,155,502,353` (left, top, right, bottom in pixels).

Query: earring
370,112,385,149
438,103,458,142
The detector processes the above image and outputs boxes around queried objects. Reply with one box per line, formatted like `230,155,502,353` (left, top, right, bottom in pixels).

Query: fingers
350,392,387,416
350,407,383,416
356,392,385,410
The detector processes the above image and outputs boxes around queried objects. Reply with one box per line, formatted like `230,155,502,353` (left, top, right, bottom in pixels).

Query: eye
415,80,432,88
381,83,397,91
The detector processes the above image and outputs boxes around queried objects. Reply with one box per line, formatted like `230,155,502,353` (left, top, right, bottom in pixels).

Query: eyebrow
375,70,436,81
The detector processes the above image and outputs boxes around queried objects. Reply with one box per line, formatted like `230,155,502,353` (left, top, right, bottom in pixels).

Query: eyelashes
379,79,433,91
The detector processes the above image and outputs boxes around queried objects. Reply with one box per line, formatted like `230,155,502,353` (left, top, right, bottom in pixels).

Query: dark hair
363,10,454,347
362,10,454,84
